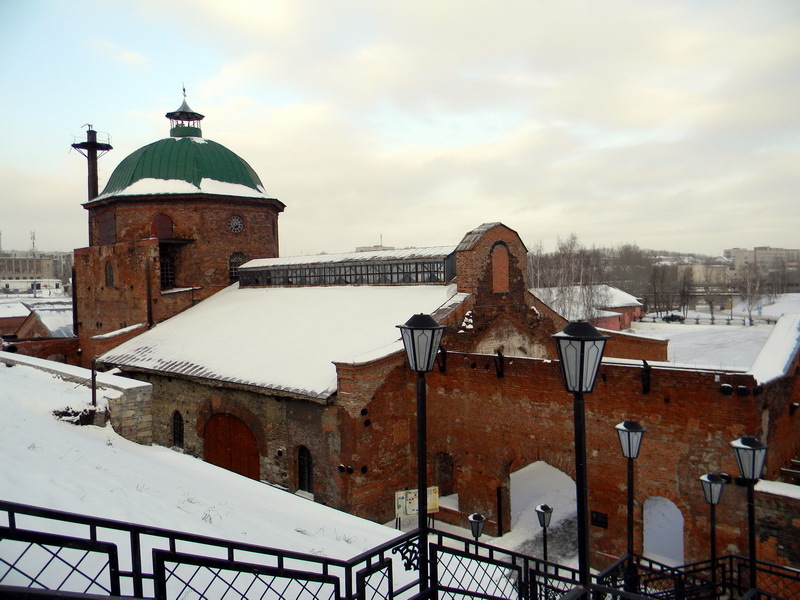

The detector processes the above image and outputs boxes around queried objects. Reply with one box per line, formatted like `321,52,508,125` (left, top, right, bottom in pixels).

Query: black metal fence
2,500,799,600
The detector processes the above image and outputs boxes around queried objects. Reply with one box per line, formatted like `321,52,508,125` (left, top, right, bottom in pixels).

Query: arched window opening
229,252,246,284
105,262,114,288
152,214,174,239
172,411,184,448
434,452,455,497
97,211,116,245
298,445,313,493
492,244,510,293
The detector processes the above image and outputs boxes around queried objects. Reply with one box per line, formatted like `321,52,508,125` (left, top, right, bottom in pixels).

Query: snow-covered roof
26,300,74,338
749,313,800,384
243,246,456,269
598,285,642,308
100,284,468,399
0,301,29,319
94,177,273,201
456,222,505,251
530,284,640,321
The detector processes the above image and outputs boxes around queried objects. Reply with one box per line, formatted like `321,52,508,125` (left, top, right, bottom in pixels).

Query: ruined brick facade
74,197,283,368
102,222,800,573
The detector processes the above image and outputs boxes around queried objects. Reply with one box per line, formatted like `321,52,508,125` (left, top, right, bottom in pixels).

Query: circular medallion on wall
229,215,244,233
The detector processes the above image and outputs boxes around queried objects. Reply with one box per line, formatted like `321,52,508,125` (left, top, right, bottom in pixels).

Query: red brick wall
756,489,800,579
338,347,795,568
3,337,80,363
75,194,283,366
604,330,668,362
87,195,282,260
0,316,26,337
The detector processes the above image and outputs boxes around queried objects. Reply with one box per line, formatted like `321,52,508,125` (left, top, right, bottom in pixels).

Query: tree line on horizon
527,234,798,322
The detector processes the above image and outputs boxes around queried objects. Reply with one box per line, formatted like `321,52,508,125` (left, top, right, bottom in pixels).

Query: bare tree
676,267,693,316
528,234,609,320
737,262,766,324
650,263,678,315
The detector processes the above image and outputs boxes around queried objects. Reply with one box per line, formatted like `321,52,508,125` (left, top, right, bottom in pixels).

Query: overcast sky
1,1,798,256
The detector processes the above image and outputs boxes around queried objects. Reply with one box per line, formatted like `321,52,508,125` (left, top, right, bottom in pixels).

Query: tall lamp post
616,419,645,594
730,436,768,592
615,420,646,557
535,504,554,563
553,321,608,588
700,473,725,594
398,314,445,596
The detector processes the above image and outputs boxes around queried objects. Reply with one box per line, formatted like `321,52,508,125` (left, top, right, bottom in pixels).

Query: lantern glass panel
468,513,485,539
615,420,645,459
700,473,724,505
553,323,607,393
730,436,768,481
535,503,553,528
397,314,445,373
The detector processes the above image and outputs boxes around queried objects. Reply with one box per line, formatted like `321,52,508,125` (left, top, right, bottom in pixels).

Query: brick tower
73,96,285,366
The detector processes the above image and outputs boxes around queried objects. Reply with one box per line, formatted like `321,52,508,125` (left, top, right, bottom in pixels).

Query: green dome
93,135,272,201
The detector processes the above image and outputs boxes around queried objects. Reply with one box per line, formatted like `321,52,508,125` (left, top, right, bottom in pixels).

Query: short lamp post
397,314,445,595
553,321,608,588
700,473,725,594
615,420,646,557
730,436,768,592
535,504,553,563
468,512,486,548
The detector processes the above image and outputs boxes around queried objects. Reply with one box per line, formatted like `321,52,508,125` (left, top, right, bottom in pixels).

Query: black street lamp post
398,314,445,596
700,473,725,594
535,504,553,563
553,321,608,588
615,420,646,556
616,419,645,593
730,436,768,592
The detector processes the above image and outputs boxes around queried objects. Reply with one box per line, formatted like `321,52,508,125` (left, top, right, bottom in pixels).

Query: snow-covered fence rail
0,499,582,600
0,499,417,600
8,499,793,600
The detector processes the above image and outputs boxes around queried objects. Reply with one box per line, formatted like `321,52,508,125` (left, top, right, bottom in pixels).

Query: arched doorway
204,414,260,480
643,497,684,566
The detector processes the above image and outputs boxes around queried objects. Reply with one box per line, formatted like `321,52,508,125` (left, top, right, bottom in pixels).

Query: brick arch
151,213,174,239
196,395,268,458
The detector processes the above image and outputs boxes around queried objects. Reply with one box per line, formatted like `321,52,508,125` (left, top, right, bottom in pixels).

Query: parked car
662,314,685,323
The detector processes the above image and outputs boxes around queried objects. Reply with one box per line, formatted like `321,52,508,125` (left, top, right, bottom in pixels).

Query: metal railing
2,500,799,600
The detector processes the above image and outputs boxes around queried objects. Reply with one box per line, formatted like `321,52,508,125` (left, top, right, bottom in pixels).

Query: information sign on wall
394,486,439,519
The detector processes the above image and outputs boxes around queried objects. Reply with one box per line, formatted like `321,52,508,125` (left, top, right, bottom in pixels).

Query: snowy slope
0,355,400,558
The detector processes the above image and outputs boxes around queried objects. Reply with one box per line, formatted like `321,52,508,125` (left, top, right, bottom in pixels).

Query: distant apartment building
0,250,73,286
724,246,799,274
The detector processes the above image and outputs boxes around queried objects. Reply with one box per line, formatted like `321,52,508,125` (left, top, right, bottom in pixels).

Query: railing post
130,530,143,598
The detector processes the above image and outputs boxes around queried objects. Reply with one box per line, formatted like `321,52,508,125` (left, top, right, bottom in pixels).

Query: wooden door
204,414,260,480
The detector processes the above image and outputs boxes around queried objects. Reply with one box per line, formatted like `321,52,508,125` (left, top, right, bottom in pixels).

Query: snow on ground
631,320,773,371
0,353,575,567
0,356,399,559
500,462,578,568
749,294,800,317
630,294,800,374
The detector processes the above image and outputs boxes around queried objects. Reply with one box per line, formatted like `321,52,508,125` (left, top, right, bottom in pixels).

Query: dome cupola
89,97,279,205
